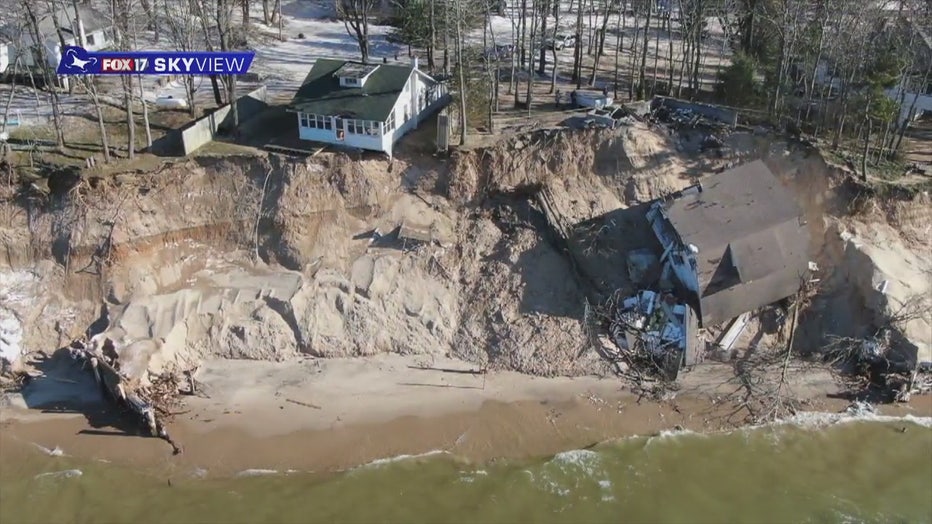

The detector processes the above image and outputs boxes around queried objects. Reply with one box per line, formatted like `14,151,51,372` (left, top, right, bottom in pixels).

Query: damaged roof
289,58,424,122
661,160,810,324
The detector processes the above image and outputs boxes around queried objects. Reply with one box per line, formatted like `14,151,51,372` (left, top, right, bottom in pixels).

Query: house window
404,104,410,121
346,119,363,135
301,113,333,130
86,34,95,46
343,77,358,86
385,111,395,132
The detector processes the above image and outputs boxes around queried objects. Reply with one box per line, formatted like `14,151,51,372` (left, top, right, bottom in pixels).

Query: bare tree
337,0,378,63
637,0,651,98
131,10,152,148
55,0,112,161
453,0,466,144
111,0,137,158
590,0,618,86
572,0,584,87
214,0,238,128
550,0,561,94
21,1,67,150
162,0,201,117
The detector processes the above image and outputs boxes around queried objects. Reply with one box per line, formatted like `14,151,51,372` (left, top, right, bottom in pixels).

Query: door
334,118,344,141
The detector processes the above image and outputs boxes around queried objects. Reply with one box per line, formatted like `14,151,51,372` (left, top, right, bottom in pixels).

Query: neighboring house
1,6,110,73
288,58,449,156
646,161,810,327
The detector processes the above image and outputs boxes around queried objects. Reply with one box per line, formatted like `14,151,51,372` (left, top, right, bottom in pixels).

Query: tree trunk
651,10,660,93
428,0,436,71
526,0,538,113
85,78,111,162
637,5,651,99
613,4,622,97
628,8,639,99
589,0,614,86
23,1,65,150
131,21,152,148
667,12,674,90
486,1,496,129
2,57,19,136
519,0,527,69
455,0,467,145
573,0,584,87
262,0,270,24
860,117,871,182
550,0,561,93
443,1,450,73
537,0,547,75
123,75,136,159
242,0,250,27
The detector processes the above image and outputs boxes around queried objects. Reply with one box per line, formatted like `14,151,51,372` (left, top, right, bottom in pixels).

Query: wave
235,469,279,477
31,443,64,457
358,450,449,469
772,410,932,430
34,469,82,480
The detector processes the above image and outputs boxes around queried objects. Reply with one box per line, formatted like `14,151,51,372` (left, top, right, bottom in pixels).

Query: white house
288,58,449,156
1,6,110,73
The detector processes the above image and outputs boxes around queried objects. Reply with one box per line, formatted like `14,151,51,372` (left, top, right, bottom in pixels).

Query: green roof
289,59,416,122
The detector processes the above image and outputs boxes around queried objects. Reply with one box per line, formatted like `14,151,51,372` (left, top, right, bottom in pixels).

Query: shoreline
2,354,931,478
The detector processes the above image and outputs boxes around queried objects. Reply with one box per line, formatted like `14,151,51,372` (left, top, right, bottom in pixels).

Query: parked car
545,34,576,51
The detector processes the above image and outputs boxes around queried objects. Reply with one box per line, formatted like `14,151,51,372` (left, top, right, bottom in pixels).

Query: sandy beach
3,353,930,478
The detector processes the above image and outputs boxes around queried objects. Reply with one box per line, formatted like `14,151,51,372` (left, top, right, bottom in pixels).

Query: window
385,111,395,132
86,34,95,46
300,113,333,130
404,104,410,121
343,77,358,86
346,119,363,135
345,120,380,136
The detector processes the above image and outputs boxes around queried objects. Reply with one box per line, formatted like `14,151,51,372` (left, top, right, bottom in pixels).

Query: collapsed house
607,161,811,376
647,160,811,327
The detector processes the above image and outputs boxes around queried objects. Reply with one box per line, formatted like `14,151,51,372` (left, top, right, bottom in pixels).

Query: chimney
413,56,419,70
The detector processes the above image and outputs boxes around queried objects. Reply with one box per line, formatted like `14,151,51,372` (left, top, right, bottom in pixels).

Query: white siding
295,68,447,156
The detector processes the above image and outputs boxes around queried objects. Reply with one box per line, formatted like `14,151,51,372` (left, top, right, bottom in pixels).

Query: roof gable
664,160,801,254
289,58,424,122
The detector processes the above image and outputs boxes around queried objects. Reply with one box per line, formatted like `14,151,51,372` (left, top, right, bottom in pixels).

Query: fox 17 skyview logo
56,46,255,75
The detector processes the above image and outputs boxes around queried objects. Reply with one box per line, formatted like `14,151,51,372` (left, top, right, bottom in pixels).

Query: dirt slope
1,123,928,382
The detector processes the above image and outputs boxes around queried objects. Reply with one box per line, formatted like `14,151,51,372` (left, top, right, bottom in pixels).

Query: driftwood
285,398,321,409
70,337,183,454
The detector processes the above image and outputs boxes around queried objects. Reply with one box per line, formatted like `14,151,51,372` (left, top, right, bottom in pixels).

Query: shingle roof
661,160,809,324
289,58,418,122
663,160,801,266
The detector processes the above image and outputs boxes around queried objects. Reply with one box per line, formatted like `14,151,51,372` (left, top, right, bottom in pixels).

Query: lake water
2,417,931,524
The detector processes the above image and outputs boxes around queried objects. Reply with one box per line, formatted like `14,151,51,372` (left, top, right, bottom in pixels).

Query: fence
152,85,268,156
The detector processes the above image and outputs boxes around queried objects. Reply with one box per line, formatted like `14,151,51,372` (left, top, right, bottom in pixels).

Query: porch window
385,111,395,132
86,34,96,46
299,113,309,127
346,120,380,136
346,119,364,135
302,113,333,130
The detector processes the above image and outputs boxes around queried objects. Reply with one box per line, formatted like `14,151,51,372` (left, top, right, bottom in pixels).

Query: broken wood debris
68,336,184,454
285,398,321,409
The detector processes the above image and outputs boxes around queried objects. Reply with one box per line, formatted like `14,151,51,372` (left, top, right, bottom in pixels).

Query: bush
716,53,759,108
